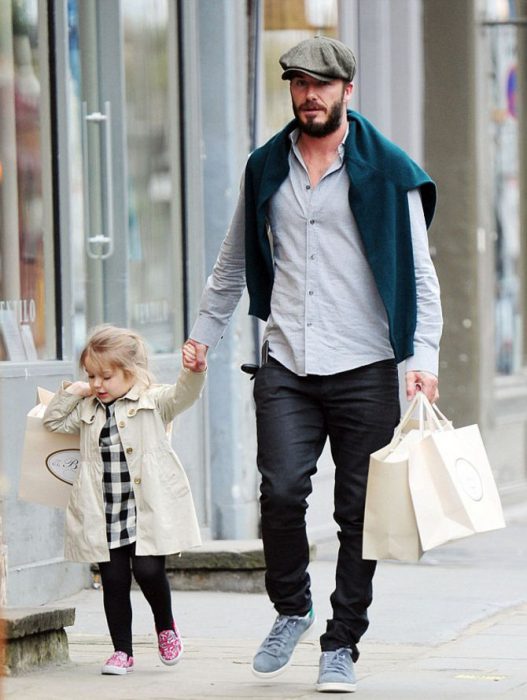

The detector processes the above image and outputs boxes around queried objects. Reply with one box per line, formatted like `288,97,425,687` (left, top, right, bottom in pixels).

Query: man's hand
405,370,439,403
182,339,208,372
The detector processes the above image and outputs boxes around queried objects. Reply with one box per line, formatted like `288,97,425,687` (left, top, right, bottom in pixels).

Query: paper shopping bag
18,387,80,509
408,421,505,551
363,429,424,562
363,391,453,562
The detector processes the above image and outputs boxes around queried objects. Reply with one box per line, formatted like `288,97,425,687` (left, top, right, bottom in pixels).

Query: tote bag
18,387,80,509
408,398,505,551
362,393,443,561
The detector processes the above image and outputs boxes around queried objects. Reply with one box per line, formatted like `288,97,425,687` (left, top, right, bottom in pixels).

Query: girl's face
84,360,134,403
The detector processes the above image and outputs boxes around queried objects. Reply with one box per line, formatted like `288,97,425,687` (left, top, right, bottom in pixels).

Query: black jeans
253,358,400,661
98,542,173,657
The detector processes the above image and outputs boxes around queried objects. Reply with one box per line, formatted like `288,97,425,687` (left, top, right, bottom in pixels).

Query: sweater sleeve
405,189,443,376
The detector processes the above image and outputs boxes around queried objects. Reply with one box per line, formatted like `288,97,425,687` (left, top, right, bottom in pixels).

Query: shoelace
263,616,301,653
322,649,351,674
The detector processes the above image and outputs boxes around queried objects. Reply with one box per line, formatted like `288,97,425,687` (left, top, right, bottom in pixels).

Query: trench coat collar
79,382,154,422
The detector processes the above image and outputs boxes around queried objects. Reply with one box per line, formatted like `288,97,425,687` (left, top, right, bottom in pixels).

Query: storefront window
262,0,338,141
66,0,85,355
0,0,54,361
483,0,523,374
66,0,184,355
123,0,183,353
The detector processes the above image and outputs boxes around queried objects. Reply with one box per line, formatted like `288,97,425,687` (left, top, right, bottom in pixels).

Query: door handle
81,100,115,260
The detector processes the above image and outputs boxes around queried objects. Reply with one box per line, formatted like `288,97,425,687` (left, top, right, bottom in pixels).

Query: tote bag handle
390,391,449,448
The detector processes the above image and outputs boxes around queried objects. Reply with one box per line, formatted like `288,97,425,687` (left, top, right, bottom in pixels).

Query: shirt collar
289,125,349,163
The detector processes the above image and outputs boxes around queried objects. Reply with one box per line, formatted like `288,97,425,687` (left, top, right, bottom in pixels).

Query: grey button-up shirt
191,129,442,377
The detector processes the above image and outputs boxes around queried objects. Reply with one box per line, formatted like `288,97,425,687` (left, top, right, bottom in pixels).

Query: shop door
67,0,184,353
64,0,209,530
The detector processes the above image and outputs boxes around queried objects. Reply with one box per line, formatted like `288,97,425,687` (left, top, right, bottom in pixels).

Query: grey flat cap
280,36,356,83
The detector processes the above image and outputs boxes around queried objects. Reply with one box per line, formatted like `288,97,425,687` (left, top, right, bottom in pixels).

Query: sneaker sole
158,647,184,666
251,614,316,679
101,666,133,675
316,681,356,693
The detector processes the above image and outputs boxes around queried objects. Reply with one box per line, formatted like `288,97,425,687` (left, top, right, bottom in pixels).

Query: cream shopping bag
362,393,443,561
408,399,506,551
18,387,80,509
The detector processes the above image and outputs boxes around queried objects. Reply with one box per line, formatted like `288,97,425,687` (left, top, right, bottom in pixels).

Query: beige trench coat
43,368,206,563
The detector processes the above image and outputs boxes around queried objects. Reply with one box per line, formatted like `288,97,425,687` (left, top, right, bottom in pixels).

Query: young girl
43,325,207,675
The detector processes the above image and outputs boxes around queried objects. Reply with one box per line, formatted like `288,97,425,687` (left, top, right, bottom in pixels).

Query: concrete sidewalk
4,504,527,698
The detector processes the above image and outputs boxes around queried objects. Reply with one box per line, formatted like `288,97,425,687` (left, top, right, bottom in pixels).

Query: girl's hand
66,381,92,397
182,339,208,372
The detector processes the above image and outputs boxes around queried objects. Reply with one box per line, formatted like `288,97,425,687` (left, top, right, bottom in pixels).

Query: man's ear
344,82,353,104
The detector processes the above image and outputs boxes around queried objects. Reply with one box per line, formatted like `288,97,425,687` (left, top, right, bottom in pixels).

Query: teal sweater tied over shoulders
244,109,437,364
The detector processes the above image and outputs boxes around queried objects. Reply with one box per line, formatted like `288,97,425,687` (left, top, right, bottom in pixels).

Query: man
185,36,442,694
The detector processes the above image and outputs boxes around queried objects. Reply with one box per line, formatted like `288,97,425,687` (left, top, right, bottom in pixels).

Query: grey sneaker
251,608,315,678
316,648,356,693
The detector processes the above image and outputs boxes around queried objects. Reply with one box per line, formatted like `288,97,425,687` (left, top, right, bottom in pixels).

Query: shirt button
307,322,313,327
309,219,315,224
126,447,133,454
118,421,125,428
306,185,311,190
134,478,141,485
310,254,315,260
308,290,314,295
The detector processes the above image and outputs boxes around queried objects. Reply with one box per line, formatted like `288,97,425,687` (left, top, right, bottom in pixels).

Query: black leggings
98,543,173,657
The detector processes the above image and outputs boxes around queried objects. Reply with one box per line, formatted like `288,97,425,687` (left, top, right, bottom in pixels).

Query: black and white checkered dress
99,402,136,548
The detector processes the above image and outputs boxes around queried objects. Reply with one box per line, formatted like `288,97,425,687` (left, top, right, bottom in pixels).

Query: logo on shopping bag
46,449,81,485
454,458,483,501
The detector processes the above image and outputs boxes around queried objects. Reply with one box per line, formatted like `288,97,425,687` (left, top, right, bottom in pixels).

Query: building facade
0,0,525,606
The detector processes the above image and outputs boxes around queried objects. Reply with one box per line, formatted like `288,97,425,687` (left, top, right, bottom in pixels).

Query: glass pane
66,0,86,354
483,2,521,374
123,0,184,353
0,0,54,360
262,0,338,142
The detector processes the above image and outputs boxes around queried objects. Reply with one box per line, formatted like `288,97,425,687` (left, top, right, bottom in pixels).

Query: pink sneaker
157,621,183,665
101,651,134,675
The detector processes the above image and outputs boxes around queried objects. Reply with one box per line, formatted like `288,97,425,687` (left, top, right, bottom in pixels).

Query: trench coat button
126,447,133,454
134,477,141,485
128,408,136,417
118,421,126,428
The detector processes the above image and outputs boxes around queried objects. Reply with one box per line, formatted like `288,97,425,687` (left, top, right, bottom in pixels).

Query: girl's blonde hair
80,324,155,387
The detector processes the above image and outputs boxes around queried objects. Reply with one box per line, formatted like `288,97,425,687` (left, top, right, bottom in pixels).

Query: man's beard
293,98,344,138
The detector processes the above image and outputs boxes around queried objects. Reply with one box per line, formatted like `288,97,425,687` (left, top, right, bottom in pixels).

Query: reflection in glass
66,0,86,354
67,0,183,355
486,11,520,374
0,0,52,360
123,0,183,353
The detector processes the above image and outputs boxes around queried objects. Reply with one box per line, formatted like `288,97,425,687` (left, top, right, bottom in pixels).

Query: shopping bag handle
391,391,447,446
419,392,454,432
427,398,451,427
